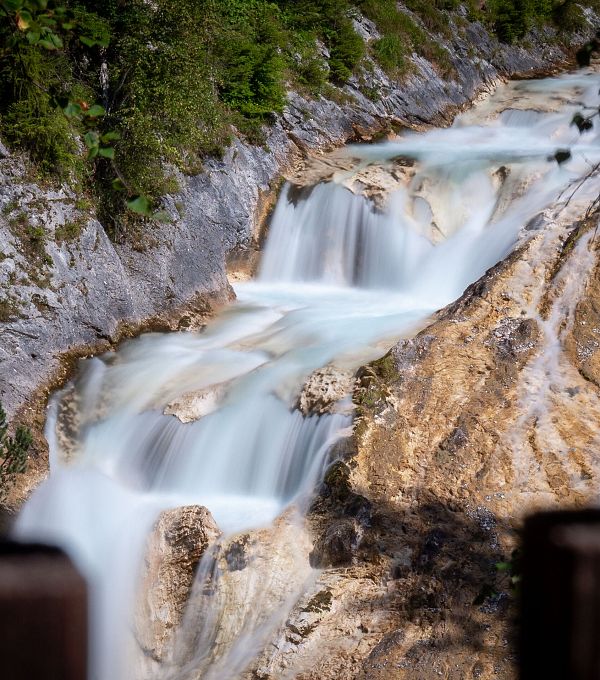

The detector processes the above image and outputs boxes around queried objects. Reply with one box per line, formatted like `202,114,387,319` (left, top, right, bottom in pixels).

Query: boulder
164,384,227,423
135,505,221,663
297,366,355,416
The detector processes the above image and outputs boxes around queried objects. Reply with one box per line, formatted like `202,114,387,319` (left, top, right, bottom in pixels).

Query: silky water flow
14,69,600,679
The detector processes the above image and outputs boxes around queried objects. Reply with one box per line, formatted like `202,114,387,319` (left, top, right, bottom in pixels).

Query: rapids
13,68,600,679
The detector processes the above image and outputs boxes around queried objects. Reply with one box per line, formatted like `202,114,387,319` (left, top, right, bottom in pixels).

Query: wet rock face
135,505,221,664
310,518,362,568
164,384,227,423
169,509,314,679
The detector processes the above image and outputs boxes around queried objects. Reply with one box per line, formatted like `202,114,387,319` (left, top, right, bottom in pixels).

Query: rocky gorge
0,11,588,501
3,4,600,680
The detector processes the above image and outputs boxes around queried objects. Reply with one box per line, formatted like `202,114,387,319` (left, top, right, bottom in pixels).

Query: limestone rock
135,505,221,664
310,518,362,568
164,384,227,423
168,508,314,679
297,366,355,416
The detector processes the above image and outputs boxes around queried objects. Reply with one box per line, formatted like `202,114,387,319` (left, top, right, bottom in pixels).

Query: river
14,68,600,679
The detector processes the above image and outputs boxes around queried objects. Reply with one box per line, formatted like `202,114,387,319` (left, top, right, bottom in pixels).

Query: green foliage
0,0,371,239
4,0,584,244
214,4,287,117
0,402,31,503
0,28,78,174
489,0,554,42
553,0,588,33
276,0,365,83
373,34,409,76
328,19,365,82
359,0,453,77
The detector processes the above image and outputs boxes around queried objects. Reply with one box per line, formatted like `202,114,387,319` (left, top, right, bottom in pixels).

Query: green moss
371,352,398,383
1,199,19,216
302,589,333,613
321,82,354,106
74,197,93,211
0,46,80,177
8,212,53,281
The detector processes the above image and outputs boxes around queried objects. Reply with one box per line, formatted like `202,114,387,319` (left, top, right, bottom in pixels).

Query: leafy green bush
0,28,78,175
489,0,554,42
328,20,366,82
277,0,365,83
553,0,588,33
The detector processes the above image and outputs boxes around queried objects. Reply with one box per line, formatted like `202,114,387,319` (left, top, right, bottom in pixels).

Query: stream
13,68,600,679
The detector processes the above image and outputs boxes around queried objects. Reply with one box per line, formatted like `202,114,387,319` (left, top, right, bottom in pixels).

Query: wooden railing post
0,541,87,680
520,510,600,680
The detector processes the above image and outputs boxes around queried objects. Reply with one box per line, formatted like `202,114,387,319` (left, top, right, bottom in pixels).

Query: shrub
0,403,31,504
373,34,410,75
327,20,366,82
553,0,588,32
359,0,453,76
0,40,78,176
490,0,555,43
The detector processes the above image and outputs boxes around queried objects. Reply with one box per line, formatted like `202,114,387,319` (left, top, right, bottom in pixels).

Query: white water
13,69,600,679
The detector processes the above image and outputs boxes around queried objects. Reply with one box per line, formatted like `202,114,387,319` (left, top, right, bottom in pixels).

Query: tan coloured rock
135,505,221,665
242,210,600,680
286,148,414,210
167,507,314,680
164,384,227,423
297,366,356,416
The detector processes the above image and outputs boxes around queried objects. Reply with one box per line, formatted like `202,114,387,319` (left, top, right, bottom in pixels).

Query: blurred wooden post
0,541,87,680
520,510,600,680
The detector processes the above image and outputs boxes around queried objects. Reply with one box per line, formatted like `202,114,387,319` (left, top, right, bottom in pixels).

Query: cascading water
13,69,600,679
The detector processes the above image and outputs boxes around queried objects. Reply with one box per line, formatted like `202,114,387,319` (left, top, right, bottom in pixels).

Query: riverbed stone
134,505,221,664
297,366,355,416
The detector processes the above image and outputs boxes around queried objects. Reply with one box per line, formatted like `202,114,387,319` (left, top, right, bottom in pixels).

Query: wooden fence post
520,509,600,680
0,541,87,680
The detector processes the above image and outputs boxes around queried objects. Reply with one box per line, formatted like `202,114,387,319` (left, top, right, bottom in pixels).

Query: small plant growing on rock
0,402,32,503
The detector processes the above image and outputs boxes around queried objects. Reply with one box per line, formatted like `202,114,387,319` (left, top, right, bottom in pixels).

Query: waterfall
13,68,600,679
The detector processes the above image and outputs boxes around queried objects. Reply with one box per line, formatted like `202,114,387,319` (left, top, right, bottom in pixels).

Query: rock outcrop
232,196,600,678
164,508,314,680
135,505,221,665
